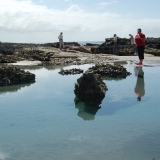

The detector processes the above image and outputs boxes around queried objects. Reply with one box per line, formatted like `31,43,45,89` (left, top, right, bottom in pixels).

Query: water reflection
134,66,145,101
103,77,126,81
74,97,101,121
0,82,35,95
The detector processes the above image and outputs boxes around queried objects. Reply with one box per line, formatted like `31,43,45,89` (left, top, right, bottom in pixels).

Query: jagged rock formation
86,64,131,78
0,65,35,86
74,72,108,103
90,37,160,56
59,68,83,75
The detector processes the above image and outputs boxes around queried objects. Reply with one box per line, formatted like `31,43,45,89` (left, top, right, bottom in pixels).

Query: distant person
58,32,64,50
129,34,134,45
113,34,120,55
135,28,146,65
129,34,138,55
134,66,145,101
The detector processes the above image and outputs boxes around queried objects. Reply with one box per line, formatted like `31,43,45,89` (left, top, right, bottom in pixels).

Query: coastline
0,39,160,68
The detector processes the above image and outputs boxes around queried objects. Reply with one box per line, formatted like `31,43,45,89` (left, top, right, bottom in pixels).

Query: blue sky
0,0,160,43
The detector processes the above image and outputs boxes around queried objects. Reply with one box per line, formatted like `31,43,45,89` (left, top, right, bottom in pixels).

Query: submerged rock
74,72,108,103
0,65,35,86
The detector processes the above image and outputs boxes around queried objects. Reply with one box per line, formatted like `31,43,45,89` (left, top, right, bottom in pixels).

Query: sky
0,0,160,43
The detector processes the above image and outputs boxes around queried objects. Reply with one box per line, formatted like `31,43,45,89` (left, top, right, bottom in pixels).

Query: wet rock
86,64,131,78
0,65,35,86
59,68,83,75
74,72,108,103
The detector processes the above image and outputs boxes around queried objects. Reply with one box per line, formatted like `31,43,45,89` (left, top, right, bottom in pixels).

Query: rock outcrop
90,37,160,56
86,64,131,78
74,72,108,103
43,42,80,48
59,68,83,75
0,65,35,86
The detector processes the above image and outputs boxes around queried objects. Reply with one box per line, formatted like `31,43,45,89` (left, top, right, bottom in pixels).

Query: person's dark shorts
137,46,145,59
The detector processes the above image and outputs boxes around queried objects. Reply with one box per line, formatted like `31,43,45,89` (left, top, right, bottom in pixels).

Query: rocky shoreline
0,37,160,67
91,37,160,55
0,38,160,87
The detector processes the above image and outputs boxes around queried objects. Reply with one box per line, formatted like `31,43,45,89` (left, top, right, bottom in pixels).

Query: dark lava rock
91,37,160,56
0,55,17,63
59,68,83,75
91,38,135,55
0,65,35,86
87,64,131,78
85,43,100,46
74,72,108,103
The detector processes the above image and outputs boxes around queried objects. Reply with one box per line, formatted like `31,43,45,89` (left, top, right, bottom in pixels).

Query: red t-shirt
135,33,146,46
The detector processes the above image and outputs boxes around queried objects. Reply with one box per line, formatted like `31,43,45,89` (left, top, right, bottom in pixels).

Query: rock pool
0,64,160,160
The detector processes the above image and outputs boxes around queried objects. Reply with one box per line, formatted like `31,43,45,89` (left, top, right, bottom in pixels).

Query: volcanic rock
86,64,131,78
0,65,35,86
59,68,83,75
74,72,108,103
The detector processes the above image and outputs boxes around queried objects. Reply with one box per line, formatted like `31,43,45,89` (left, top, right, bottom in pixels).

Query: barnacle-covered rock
74,71,108,103
0,65,35,86
86,64,131,78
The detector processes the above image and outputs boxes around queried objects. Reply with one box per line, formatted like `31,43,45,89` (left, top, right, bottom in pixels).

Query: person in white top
129,34,135,45
129,34,138,55
58,32,64,50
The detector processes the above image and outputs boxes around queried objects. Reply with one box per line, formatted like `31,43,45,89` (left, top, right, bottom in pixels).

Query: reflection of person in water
134,66,145,101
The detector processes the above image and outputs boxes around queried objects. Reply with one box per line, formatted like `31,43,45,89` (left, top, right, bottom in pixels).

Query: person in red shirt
135,28,146,65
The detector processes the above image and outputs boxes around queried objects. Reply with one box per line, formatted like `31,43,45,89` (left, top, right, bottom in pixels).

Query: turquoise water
0,64,160,160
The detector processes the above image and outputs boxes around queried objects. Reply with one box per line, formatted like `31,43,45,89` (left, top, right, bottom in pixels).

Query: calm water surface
0,64,160,160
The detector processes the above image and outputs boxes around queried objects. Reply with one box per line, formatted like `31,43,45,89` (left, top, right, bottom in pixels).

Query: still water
0,64,160,160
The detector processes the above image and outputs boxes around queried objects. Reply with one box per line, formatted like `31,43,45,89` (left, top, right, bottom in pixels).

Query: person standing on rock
129,34,135,45
129,34,138,55
135,28,146,65
113,34,120,55
58,32,64,50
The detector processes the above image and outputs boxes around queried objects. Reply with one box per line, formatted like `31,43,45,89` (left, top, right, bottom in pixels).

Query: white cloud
0,0,160,42
98,0,118,7
66,5,83,12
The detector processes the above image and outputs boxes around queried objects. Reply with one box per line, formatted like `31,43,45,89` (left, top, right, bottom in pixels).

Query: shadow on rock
75,97,101,121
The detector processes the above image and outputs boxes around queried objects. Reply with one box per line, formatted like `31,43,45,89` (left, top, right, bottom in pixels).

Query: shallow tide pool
0,64,160,160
